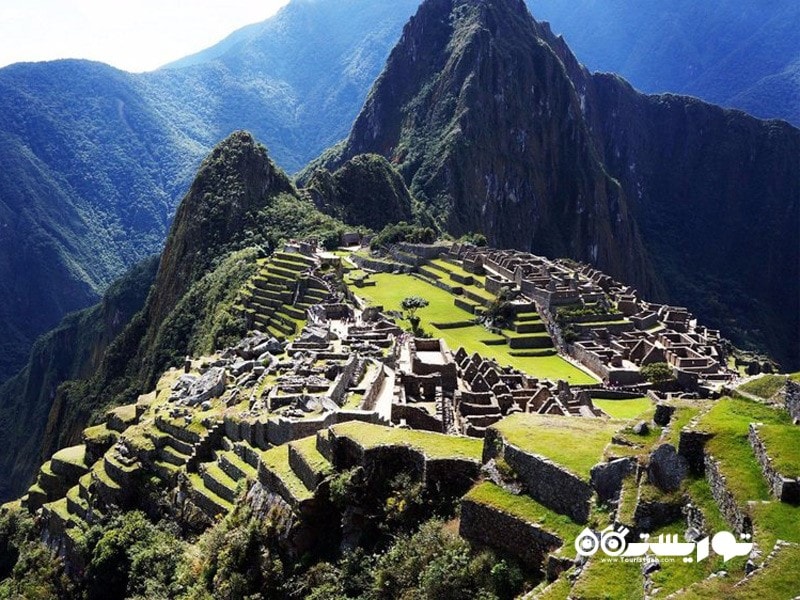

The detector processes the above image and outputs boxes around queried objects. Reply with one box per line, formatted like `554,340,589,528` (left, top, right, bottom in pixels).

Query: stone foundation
459,498,563,569
705,454,751,534
748,424,800,503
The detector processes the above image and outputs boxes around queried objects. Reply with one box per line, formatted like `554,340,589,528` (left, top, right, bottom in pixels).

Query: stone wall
484,428,593,522
266,410,382,447
569,345,610,381
704,454,751,534
391,403,443,432
425,457,481,498
412,272,463,295
678,430,713,475
350,254,411,274
361,365,387,411
330,355,360,406
396,242,448,260
786,380,800,422
748,424,800,503
288,444,324,491
459,498,563,568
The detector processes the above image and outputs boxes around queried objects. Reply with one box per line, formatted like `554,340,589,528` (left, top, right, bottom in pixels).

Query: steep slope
320,0,656,293
148,0,422,173
316,0,799,368
584,77,800,369
0,0,418,383
0,256,158,501
0,131,347,501
529,0,800,126
0,60,204,381
305,154,414,230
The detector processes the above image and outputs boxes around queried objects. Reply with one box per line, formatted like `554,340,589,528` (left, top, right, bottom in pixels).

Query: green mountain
304,154,415,230
0,131,347,502
314,0,800,369
529,0,800,126
0,0,419,382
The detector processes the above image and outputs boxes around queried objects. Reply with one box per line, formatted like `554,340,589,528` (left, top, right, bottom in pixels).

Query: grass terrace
694,397,791,504
289,436,332,478
755,423,800,478
464,482,584,554
749,501,800,553
671,542,800,599
259,445,313,502
569,551,643,600
51,445,87,468
593,397,651,420
491,413,623,478
737,374,788,400
352,272,596,384
330,422,482,461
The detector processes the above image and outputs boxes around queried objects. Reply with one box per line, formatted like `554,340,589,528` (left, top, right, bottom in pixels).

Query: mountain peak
328,0,654,291
149,131,293,326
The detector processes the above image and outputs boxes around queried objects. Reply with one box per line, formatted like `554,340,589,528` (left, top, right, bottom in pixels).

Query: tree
641,362,674,385
401,296,429,335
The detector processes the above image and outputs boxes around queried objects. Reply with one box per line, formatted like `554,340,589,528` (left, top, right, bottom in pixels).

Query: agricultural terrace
351,272,597,384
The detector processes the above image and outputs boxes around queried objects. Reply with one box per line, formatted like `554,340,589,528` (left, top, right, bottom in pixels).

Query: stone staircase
239,252,324,340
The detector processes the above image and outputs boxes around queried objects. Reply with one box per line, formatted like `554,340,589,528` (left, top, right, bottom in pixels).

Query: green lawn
737,374,788,400
52,445,87,467
464,482,583,551
672,543,800,600
593,397,652,420
289,436,333,477
352,273,597,384
570,553,643,600
491,413,623,478
756,424,800,478
694,397,791,504
260,445,313,502
330,422,482,461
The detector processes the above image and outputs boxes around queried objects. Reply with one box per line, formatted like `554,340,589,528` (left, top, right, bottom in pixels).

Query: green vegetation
756,424,800,477
640,362,675,385
465,482,583,546
51,446,87,469
671,543,800,599
305,154,413,230
593,397,651,419
331,422,482,461
570,553,643,600
491,413,623,477
289,437,332,478
352,272,596,384
749,502,800,552
259,445,313,502
738,374,788,400
694,397,791,504
370,222,437,249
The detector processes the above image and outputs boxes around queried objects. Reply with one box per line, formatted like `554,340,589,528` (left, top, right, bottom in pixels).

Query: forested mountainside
0,131,349,502
0,0,417,382
313,0,800,370
0,258,158,501
2,0,796,383
530,0,800,126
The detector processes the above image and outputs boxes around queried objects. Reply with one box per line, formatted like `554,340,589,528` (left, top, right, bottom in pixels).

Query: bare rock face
648,444,688,492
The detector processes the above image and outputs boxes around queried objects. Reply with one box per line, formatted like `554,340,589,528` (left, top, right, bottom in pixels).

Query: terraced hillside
237,251,326,341
341,250,597,384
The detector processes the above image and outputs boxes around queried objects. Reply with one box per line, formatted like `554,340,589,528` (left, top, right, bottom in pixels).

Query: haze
0,0,290,72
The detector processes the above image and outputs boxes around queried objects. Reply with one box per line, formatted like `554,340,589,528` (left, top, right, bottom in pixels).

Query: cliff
319,0,800,367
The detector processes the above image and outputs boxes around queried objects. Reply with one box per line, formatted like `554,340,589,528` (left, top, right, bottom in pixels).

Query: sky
0,0,291,73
